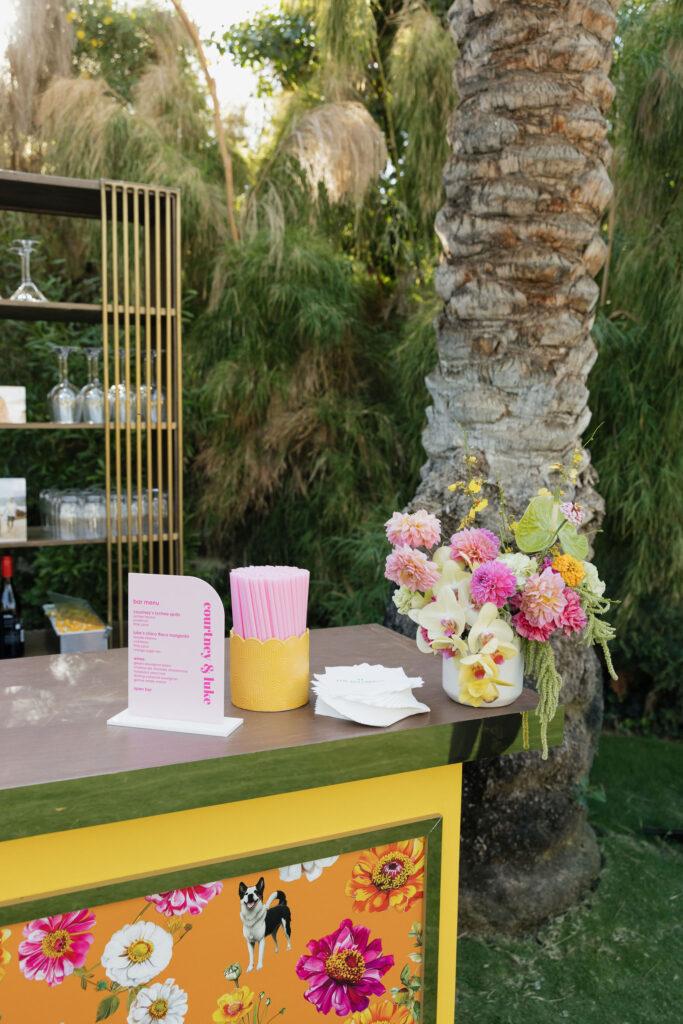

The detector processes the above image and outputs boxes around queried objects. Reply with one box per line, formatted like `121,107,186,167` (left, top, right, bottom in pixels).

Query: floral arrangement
385,449,617,756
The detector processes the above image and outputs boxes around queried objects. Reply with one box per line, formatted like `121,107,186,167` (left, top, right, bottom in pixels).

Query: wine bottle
0,555,24,659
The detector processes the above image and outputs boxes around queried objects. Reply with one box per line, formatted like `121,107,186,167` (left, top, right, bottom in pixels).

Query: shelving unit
0,169,184,647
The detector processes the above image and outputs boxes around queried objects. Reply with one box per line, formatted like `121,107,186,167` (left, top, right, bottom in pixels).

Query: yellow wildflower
466,478,482,494
447,481,465,492
103,15,114,24
473,498,488,513
76,28,85,39
569,468,578,482
90,38,98,46
66,10,77,22
130,11,136,18
537,487,552,497
466,455,477,465
572,449,583,466
552,554,585,587
548,462,562,471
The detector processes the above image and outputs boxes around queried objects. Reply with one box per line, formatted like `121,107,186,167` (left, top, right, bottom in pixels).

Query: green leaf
559,522,589,560
95,994,120,1020
400,964,412,986
81,975,88,990
514,495,554,553
409,951,423,963
127,989,138,1011
413,998,421,1022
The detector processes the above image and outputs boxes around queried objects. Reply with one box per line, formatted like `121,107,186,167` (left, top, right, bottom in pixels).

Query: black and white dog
238,878,292,972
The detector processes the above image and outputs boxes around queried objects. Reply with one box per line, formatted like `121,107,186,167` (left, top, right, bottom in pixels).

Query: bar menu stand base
107,708,243,738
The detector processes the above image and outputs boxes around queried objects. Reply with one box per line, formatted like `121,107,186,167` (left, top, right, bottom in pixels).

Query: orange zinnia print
345,840,425,912
346,997,416,1023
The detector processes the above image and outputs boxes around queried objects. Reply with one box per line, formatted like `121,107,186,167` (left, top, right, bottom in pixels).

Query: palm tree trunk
415,0,619,933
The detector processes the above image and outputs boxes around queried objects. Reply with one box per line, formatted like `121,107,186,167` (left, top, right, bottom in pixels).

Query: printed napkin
312,663,430,727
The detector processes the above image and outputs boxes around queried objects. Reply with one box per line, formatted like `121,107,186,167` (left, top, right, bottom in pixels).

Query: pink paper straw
230,566,309,640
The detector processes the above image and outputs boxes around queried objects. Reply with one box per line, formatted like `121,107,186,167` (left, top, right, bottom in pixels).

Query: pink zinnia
18,909,96,987
470,560,517,608
385,546,440,592
556,588,587,636
296,918,394,1017
146,882,223,917
518,567,567,626
385,510,441,549
512,610,555,643
560,502,584,526
449,528,500,568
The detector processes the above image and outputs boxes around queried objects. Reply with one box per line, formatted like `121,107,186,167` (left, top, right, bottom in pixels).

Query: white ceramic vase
442,651,525,708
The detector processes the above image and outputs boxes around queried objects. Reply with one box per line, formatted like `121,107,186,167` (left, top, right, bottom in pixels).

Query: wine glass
9,239,47,302
47,346,80,423
108,349,137,424
78,347,105,423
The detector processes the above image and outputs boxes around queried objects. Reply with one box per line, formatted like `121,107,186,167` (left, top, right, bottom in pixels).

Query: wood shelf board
0,529,179,549
0,422,176,431
0,170,101,219
0,300,177,324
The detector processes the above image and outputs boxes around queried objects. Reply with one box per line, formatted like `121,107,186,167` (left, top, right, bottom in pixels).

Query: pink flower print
555,588,587,636
296,918,394,1016
470,560,517,608
518,568,567,626
146,882,223,916
560,502,584,526
18,909,96,987
385,510,441,549
384,546,440,592
449,528,500,569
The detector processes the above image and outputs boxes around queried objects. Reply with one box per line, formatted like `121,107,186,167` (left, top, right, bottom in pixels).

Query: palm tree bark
414,0,619,933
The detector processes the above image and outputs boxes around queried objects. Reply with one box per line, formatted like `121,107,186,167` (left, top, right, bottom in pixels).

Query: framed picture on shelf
0,386,26,424
0,478,27,542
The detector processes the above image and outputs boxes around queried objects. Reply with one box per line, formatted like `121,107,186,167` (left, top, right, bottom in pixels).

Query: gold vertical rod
143,188,154,570
101,183,113,634
123,185,133,584
165,192,174,574
133,186,143,570
111,184,124,644
174,190,184,575
154,189,164,572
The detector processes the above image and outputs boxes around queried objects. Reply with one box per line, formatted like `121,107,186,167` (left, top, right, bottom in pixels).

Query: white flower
128,977,187,1024
278,857,338,883
409,586,469,656
431,546,471,596
392,585,430,614
581,561,606,597
102,921,173,988
468,602,519,660
497,552,537,587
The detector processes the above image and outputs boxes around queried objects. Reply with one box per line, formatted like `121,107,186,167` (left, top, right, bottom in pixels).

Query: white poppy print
127,977,188,1024
101,921,173,987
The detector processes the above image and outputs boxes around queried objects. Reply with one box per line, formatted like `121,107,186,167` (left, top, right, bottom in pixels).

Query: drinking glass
108,349,137,424
78,347,105,424
9,239,47,302
48,346,80,423
139,351,167,424
57,492,84,540
81,490,107,539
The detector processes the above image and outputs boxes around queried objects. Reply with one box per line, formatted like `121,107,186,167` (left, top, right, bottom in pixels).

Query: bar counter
0,625,562,1024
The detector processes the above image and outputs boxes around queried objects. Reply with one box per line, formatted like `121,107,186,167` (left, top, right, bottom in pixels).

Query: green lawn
455,734,683,1023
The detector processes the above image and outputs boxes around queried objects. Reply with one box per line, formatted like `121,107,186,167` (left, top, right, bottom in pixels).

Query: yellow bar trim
101,184,113,633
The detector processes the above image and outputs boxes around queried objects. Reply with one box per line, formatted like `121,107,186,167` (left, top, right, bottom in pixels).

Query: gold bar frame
100,180,184,644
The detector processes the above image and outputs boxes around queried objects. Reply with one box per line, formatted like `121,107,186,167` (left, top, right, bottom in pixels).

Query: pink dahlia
384,546,440,592
449,528,500,569
470,560,517,608
556,588,587,637
18,909,96,987
296,918,394,1017
560,502,584,526
518,567,567,626
146,881,223,917
385,510,441,549
512,609,555,643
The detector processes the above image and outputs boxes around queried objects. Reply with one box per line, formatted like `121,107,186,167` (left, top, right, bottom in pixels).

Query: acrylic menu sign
107,572,242,738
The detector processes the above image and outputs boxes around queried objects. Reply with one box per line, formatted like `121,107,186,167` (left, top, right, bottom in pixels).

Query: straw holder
229,629,309,712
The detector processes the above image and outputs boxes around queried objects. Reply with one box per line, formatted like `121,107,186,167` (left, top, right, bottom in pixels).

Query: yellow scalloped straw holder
229,629,310,711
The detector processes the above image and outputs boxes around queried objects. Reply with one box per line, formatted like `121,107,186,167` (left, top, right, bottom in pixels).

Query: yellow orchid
457,656,513,707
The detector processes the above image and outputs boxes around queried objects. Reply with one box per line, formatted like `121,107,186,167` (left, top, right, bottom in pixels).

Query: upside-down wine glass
78,347,105,423
9,239,47,302
47,346,80,423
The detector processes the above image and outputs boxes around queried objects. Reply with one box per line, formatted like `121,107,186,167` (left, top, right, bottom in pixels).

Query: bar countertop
0,625,558,841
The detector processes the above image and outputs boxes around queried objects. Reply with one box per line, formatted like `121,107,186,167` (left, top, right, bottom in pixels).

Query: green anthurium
559,521,589,560
514,495,556,553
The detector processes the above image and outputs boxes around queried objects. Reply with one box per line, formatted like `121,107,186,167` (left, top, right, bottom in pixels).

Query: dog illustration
239,877,292,972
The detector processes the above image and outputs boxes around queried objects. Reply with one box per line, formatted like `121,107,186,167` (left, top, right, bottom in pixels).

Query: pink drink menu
127,572,225,724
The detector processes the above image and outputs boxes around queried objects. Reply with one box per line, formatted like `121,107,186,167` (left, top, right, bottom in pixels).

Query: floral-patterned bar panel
0,838,426,1024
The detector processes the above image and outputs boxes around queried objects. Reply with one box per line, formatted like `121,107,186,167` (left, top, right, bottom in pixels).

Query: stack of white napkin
312,663,430,727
